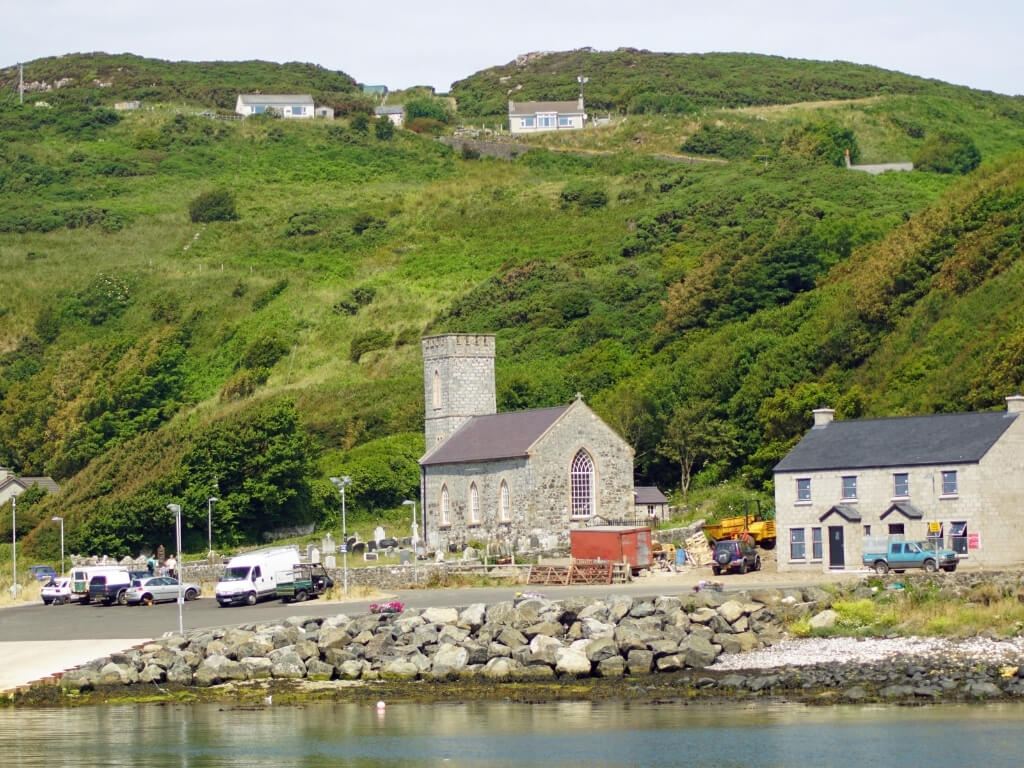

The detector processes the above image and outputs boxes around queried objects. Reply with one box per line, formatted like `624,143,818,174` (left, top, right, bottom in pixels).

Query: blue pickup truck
862,540,958,574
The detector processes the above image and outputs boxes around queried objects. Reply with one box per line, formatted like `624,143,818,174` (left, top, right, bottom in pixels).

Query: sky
4,0,1022,96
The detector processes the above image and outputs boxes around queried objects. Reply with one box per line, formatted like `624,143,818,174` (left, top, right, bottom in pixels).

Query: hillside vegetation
1,51,1023,562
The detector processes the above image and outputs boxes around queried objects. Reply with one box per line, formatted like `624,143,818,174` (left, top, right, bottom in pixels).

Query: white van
215,546,299,607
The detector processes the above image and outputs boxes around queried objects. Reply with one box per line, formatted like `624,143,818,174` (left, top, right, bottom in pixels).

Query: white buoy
376,700,386,710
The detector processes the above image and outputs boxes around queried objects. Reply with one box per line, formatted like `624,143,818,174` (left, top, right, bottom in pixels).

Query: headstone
324,554,336,569
310,546,320,564
399,550,412,565
351,542,365,555
374,525,386,543
367,541,376,552
363,552,378,562
321,533,334,554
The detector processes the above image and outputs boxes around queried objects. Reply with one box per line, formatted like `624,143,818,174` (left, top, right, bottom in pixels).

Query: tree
659,400,739,494
913,131,981,174
405,97,449,124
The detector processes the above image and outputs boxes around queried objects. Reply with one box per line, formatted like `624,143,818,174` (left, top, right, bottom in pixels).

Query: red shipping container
570,527,652,571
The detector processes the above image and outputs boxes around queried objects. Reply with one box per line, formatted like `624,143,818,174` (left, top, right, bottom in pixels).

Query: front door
828,526,845,569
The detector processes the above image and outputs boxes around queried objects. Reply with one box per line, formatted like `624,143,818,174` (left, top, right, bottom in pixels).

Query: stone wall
437,137,531,160
58,588,793,691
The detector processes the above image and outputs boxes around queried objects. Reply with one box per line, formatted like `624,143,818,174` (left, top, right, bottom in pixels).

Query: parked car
125,576,200,605
87,571,137,605
712,539,761,575
862,539,958,574
29,564,57,582
41,577,74,605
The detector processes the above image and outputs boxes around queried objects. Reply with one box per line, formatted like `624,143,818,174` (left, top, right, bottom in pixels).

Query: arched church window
440,485,450,526
570,450,595,518
432,370,441,410
499,480,510,522
469,483,480,524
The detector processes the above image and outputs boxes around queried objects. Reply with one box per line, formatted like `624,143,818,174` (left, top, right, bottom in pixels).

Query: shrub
240,334,289,370
374,118,395,140
350,114,369,132
219,368,269,401
406,118,446,135
780,121,858,166
251,279,288,311
560,181,608,210
913,131,981,174
405,97,450,124
352,212,384,235
188,189,238,223
350,329,393,362
681,124,762,160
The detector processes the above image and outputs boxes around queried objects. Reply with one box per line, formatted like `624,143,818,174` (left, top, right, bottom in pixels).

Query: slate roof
374,105,405,115
774,411,1017,473
420,406,570,466
882,502,924,520
509,100,584,116
0,475,59,494
238,94,314,106
634,487,668,505
821,504,861,522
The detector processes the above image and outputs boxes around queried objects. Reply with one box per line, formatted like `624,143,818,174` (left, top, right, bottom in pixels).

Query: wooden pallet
526,561,627,585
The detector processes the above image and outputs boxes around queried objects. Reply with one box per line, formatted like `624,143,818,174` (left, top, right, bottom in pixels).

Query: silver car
125,576,200,605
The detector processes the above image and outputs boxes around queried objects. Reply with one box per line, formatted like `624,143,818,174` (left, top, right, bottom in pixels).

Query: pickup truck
862,540,958,574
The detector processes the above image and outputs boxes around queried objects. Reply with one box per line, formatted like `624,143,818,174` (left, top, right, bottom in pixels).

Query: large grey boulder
458,603,487,631
808,609,838,630
422,606,459,625
240,657,273,679
381,660,419,680
555,647,592,677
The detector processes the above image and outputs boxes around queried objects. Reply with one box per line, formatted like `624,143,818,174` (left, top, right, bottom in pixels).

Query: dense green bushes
188,188,238,222
913,131,981,174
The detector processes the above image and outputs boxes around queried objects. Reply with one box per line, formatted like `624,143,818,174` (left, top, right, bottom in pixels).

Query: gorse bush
188,188,238,223
913,131,981,174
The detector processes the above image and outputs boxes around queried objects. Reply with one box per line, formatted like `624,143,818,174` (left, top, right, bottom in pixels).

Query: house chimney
508,99,514,114
1006,394,1024,413
812,408,835,427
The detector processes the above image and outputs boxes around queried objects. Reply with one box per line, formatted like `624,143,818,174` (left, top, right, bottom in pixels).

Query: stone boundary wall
437,137,530,160
58,587,796,691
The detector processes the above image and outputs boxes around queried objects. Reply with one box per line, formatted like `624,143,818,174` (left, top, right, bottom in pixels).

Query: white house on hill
508,98,586,135
235,94,315,119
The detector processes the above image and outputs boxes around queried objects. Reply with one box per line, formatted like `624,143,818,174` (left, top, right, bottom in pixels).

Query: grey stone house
418,334,634,553
773,396,1024,572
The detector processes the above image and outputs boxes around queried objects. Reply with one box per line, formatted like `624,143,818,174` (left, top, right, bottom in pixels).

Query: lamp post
329,476,351,597
10,496,15,599
402,499,418,544
206,497,218,556
51,516,64,576
166,503,183,635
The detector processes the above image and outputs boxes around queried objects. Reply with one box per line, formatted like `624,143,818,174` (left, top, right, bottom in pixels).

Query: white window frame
499,481,510,522
893,472,909,498
520,117,535,128
558,115,572,126
440,485,450,526
796,478,811,502
570,450,595,518
841,475,857,500
811,527,823,560
789,528,806,560
941,470,958,496
538,113,555,127
469,483,480,525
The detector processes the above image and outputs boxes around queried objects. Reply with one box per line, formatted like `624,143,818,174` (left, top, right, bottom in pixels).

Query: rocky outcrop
59,589,788,691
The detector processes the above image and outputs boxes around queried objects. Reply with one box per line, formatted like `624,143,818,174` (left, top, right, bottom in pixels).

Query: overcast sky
4,0,1021,96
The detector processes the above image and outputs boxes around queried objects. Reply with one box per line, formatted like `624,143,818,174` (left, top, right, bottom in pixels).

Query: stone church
418,333,635,553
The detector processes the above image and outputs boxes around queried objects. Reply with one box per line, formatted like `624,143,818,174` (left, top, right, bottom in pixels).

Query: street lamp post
206,497,218,556
329,476,351,597
10,496,15,599
402,499,418,544
166,503,183,635
51,516,64,575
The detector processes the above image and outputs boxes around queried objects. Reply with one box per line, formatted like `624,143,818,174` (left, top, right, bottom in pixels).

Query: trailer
569,526,652,572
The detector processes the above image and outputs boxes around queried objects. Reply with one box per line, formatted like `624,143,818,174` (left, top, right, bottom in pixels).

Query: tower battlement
422,334,496,448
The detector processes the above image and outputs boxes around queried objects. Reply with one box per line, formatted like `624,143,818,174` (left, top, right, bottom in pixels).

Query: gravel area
713,635,1024,671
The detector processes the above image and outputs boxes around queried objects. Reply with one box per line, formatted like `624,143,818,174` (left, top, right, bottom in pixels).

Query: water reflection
4,700,1024,767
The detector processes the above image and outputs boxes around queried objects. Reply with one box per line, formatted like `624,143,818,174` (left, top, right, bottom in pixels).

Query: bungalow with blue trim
235,94,315,119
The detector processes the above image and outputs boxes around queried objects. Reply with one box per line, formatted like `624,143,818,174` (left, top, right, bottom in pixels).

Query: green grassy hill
2,51,1023,562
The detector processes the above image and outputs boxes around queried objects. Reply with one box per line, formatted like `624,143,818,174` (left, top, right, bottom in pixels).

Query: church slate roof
420,405,570,466
774,411,1017,473
633,487,668,505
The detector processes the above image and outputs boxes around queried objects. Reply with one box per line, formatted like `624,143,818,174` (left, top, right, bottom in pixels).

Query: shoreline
8,574,1024,708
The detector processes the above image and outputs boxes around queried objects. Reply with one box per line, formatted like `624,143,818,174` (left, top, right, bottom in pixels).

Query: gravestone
363,552,378,562
324,554,336,568
398,550,412,565
321,533,334,555
374,525,386,543
351,542,365,555
367,541,377,552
